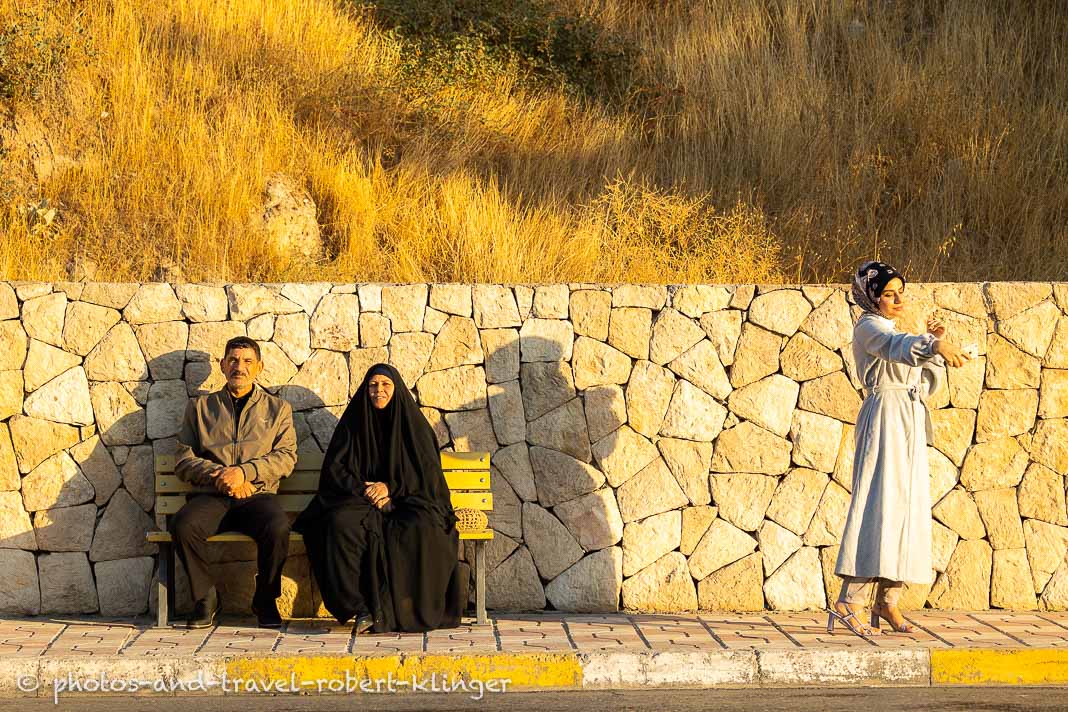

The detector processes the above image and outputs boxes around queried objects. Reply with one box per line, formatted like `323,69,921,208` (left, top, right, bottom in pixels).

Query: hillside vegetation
1,0,1066,284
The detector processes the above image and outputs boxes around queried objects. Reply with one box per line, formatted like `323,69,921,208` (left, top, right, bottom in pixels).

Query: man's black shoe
187,588,220,629
251,598,283,629
355,613,374,635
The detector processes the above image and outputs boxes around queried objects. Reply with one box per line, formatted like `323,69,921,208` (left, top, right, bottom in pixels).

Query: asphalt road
0,688,1065,711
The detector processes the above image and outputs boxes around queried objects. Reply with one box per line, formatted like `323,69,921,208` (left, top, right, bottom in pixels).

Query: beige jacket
175,385,298,494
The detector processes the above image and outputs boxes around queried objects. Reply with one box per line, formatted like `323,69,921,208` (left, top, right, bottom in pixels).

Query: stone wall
0,280,1066,617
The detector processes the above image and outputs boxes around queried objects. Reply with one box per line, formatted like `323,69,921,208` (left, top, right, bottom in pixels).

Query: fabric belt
862,383,934,446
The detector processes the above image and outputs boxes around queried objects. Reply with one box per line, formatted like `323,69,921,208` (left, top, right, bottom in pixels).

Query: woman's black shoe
251,599,283,629
187,589,220,629
355,614,374,635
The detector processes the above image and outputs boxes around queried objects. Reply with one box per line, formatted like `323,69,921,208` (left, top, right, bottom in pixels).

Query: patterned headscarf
852,261,905,315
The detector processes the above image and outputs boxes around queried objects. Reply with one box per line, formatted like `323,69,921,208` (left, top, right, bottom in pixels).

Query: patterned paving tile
970,612,1068,648
350,632,425,655
425,624,499,653
44,624,139,657
766,612,876,648
698,614,794,650
907,611,1020,648
0,621,66,657
196,625,281,654
494,617,571,652
563,617,647,651
631,615,724,651
272,621,353,655
120,627,213,656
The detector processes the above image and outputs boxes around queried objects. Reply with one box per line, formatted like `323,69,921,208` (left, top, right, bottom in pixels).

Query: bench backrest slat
154,491,492,515
154,451,489,476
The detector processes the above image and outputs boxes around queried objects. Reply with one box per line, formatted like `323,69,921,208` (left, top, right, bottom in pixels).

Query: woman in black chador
294,363,465,633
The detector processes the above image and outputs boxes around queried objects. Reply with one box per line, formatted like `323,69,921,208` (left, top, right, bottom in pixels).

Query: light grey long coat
834,313,946,584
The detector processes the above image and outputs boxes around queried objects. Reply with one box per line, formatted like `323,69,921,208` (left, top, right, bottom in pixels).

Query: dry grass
1,0,1066,283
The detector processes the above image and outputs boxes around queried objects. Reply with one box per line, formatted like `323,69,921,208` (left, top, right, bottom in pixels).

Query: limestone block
672,285,732,317
0,423,17,491
973,488,1025,549
421,407,449,448
928,539,992,609
763,547,826,611
274,312,312,366
622,510,681,576
123,284,182,325
0,550,40,614
658,438,713,506
21,452,94,512
520,362,576,421
520,319,574,362
526,399,591,462
710,421,792,475
482,328,519,384
998,300,1060,358
649,309,705,365
175,284,228,322
530,446,605,507
790,410,843,473
8,415,79,473
0,320,28,370
1041,560,1068,611
488,381,525,445
729,323,781,388
797,372,861,424
1023,519,1068,593
986,333,1041,389
0,490,36,549
186,320,246,363
306,407,340,451
280,349,349,409
800,291,853,351
667,339,732,401
697,552,764,611
930,520,958,573
0,283,16,320
1047,316,1068,369
489,550,546,610
472,285,520,329
569,290,611,341
592,426,658,488
515,287,533,321
626,361,675,437
933,488,987,540
681,505,718,556
553,488,624,551
1040,369,1068,419
765,468,830,536
226,284,302,320
930,408,977,466
571,336,631,390
84,323,149,382
583,384,627,443
612,285,667,309
1032,418,1068,474
532,285,570,318
929,447,959,505
1018,463,1067,525
428,317,483,371
616,458,688,523
545,547,622,612
660,380,728,441
0,369,19,421
802,482,851,547
688,518,757,580
256,341,297,388
975,389,1038,442
608,307,652,360
728,375,799,437
986,283,1051,322
133,321,188,380
710,473,777,532
933,283,987,319
24,340,80,393
699,310,743,367
487,476,521,539
33,503,96,551
947,355,985,410
780,333,843,382
310,293,360,350
622,552,697,612
430,284,472,317
14,283,51,300
489,445,533,504
819,545,841,608
79,283,139,310
95,556,154,616
523,503,584,580
23,293,66,347
749,290,812,337
121,445,155,512
991,548,1038,610
39,552,98,613
758,520,803,576
24,366,93,426
444,408,498,455
422,307,448,334
90,381,146,446
146,380,188,439
960,437,1028,491
465,532,519,575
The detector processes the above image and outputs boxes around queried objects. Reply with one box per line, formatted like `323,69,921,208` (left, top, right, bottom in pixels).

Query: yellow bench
147,451,493,628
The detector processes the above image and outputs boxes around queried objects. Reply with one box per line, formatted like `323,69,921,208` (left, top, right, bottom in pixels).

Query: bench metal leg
475,540,487,626
156,542,171,628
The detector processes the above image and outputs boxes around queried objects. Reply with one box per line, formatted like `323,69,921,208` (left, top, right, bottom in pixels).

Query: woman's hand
363,481,389,507
926,316,946,339
934,339,970,368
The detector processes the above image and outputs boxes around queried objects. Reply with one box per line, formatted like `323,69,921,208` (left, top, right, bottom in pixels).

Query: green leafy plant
0,8,83,101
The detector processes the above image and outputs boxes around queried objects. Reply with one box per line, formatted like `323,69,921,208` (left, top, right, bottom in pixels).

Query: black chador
294,364,465,632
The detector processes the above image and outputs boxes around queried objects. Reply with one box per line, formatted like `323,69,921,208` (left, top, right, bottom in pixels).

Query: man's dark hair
223,336,261,361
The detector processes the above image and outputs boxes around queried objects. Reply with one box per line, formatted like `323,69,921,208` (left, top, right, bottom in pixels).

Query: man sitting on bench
172,336,298,629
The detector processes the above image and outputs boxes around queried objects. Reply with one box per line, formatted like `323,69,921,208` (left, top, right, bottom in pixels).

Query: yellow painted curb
932,649,1068,685
224,652,583,693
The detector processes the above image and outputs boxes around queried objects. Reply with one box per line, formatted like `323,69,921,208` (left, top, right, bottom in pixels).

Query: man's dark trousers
171,493,290,605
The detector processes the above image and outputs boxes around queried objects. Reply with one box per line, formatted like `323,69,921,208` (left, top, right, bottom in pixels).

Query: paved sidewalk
2,611,1068,696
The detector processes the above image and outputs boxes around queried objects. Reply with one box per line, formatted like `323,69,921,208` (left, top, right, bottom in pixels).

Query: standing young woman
829,262,970,637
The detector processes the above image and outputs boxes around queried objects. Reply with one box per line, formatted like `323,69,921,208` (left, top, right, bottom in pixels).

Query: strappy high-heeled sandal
870,604,917,633
826,605,878,637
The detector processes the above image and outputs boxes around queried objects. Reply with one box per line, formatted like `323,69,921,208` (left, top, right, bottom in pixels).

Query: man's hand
363,481,389,508
213,466,245,493
229,482,256,499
